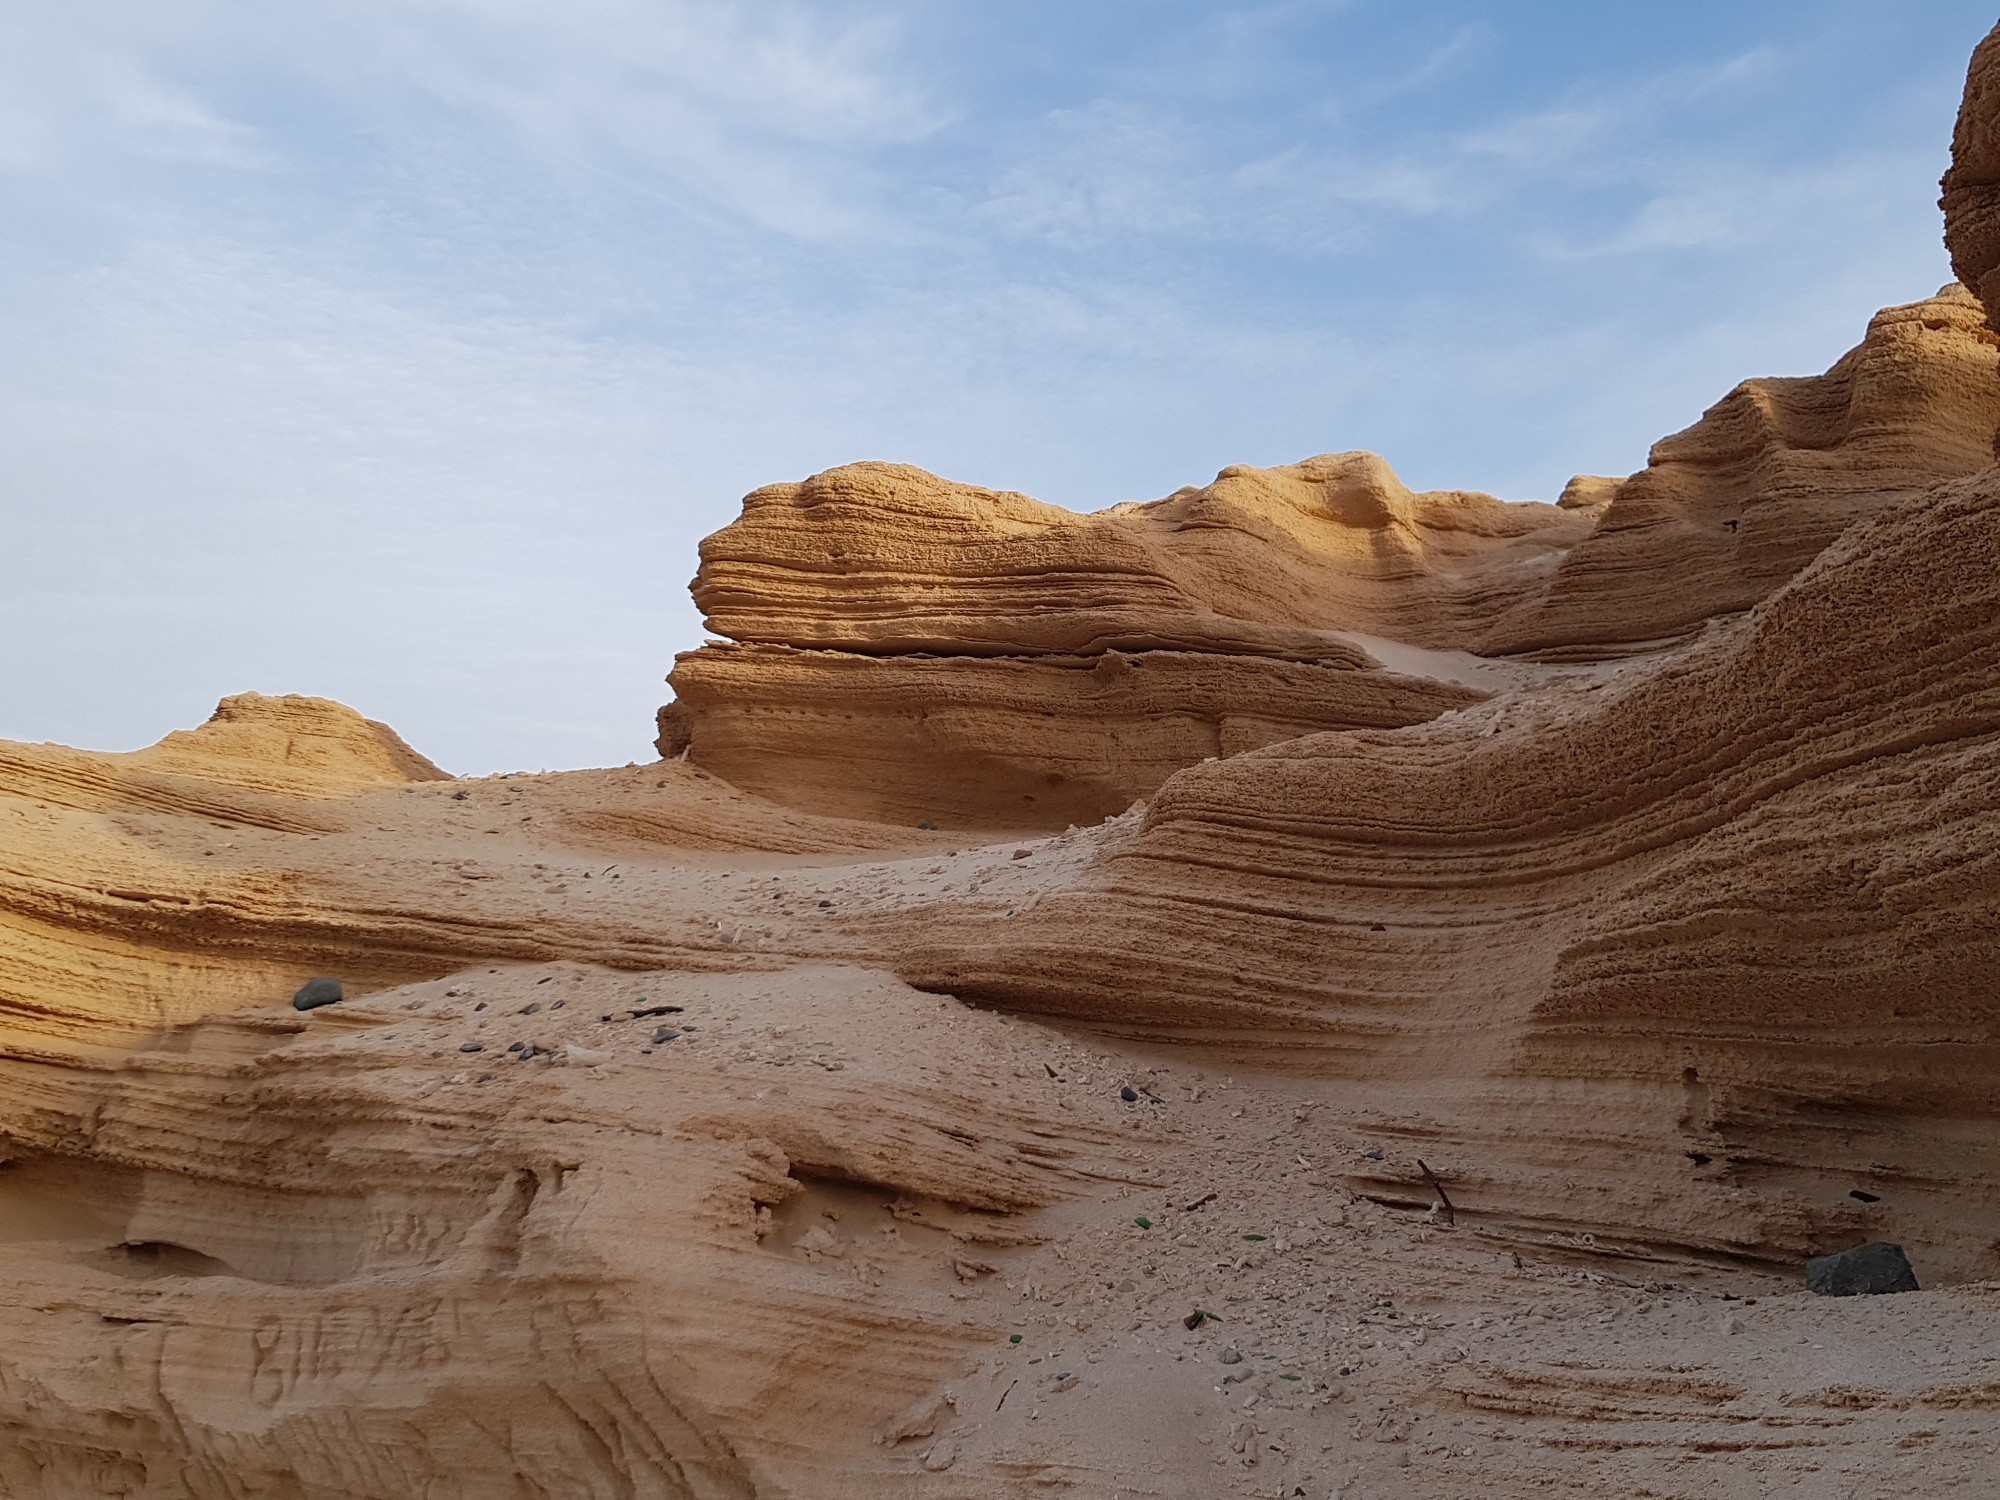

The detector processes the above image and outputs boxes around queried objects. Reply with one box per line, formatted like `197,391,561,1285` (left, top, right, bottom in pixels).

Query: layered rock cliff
0,22,1997,1500
663,290,2000,824
886,468,2000,1276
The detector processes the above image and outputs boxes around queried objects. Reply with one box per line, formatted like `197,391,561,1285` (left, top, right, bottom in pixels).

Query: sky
2,0,1995,774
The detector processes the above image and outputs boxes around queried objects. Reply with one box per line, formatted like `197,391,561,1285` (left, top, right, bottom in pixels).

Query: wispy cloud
0,1,1984,768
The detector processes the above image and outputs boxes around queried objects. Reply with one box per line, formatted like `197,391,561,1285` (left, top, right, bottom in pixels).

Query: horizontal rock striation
666,454,1594,825
1483,287,2000,655
662,641,1486,828
1944,22,2000,326
665,296,2000,824
0,698,953,1051
887,471,2000,1273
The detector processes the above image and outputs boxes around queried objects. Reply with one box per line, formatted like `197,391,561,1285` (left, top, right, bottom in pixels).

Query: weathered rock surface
663,454,1599,826
891,469,2000,1275
1944,22,2000,327
663,293,2000,824
1482,287,2000,655
1,26,1998,1498
663,640,1485,828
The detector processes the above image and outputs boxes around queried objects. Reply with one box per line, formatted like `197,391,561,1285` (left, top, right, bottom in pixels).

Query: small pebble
653,1026,682,1044
1120,1086,1139,1103
460,1043,484,1054
1219,1347,1242,1365
520,1002,540,1015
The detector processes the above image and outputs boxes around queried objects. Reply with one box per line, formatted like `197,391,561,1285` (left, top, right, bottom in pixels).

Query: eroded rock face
663,641,1485,828
3,25,1999,1497
1943,23,2000,326
667,453,1592,826
663,293,2000,825
891,470,2000,1273
689,454,1586,658
1484,288,2000,655
136,691,453,794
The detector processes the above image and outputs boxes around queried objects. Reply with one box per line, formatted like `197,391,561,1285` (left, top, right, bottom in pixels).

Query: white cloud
0,3,1979,769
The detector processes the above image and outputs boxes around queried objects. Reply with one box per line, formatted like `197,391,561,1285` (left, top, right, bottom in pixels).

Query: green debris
1009,1334,1023,1344
1281,1374,1301,1382
1134,1216,1153,1230
1243,1234,1268,1242
1029,1358,1042,1365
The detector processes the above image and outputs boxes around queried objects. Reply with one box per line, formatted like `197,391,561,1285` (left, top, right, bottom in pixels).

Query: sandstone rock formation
1481,286,2000,655
1944,22,2000,325
2,23,1999,1500
663,291,2000,824
663,454,1601,826
889,469,2000,1276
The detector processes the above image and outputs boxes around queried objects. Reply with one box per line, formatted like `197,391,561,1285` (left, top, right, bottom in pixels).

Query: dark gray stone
652,1026,682,1044
459,1043,485,1054
291,977,344,1011
1806,1242,1919,1297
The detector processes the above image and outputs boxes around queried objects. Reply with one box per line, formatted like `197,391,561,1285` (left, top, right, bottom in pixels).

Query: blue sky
2,0,1994,772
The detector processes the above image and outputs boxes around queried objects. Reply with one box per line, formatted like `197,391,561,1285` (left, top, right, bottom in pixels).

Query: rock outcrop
665,455,1593,826
662,293,2000,825
1,23,1998,1500
1482,287,2000,655
1944,22,2000,326
889,468,2000,1276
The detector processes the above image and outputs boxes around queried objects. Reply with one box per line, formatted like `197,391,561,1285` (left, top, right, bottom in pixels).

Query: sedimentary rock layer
689,454,1588,659
1944,21,2000,325
661,641,1484,828
1482,287,2000,655
664,294,2000,824
666,453,1609,826
886,470,2000,1274
0,693,949,1049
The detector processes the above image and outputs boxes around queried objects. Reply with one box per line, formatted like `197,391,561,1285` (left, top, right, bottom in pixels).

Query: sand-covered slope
888,468,2000,1276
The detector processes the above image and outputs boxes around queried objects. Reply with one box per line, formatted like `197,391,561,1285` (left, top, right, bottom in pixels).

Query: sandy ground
11,773,1993,1496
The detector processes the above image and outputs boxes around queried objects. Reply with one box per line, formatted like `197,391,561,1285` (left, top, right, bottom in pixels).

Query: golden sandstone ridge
1,25,1998,1500
662,286,2000,826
